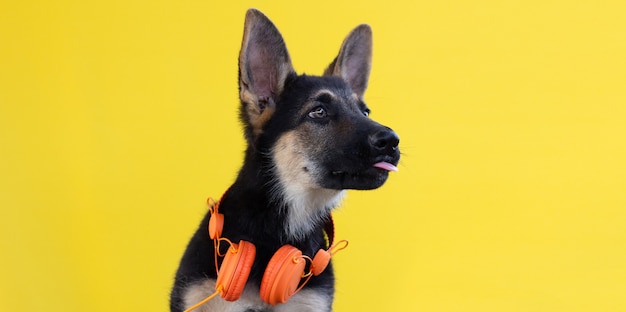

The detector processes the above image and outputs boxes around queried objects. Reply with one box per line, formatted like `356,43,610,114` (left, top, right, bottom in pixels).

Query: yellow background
1,1,625,311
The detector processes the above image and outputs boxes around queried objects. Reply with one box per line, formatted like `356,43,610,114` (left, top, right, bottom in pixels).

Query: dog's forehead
286,75,350,97
284,75,363,108
306,88,360,109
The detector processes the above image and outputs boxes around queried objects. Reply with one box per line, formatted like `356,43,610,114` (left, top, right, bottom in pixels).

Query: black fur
171,9,399,312
170,174,334,311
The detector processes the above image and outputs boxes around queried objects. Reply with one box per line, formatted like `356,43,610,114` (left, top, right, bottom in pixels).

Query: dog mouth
331,159,399,175
372,161,398,172
324,158,399,190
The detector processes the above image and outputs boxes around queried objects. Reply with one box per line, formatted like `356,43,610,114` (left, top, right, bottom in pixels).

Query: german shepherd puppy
171,9,400,312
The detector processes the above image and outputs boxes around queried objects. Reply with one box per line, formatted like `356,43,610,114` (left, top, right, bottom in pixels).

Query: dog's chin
318,167,391,190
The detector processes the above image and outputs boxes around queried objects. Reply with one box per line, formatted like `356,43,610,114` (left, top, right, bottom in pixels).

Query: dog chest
183,278,332,312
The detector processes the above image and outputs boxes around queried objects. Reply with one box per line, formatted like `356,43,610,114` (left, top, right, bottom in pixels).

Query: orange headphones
185,197,348,312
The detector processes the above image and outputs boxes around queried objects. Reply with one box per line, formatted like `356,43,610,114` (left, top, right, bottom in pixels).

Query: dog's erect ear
324,24,372,99
239,9,294,140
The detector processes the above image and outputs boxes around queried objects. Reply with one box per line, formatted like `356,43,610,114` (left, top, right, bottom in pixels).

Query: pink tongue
373,162,398,172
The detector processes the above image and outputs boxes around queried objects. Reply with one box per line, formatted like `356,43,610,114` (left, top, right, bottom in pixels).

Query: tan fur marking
352,92,360,101
310,89,339,101
183,279,266,312
240,90,277,137
183,278,331,311
274,289,332,311
272,131,345,239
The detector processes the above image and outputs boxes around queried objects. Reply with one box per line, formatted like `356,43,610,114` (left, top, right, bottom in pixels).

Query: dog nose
369,128,399,154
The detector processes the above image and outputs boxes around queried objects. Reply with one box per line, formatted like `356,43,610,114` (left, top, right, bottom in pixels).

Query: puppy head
237,9,400,238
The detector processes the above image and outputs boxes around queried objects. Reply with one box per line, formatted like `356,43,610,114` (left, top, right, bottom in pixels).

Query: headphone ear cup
215,240,256,301
259,245,306,305
208,212,224,239
310,249,331,276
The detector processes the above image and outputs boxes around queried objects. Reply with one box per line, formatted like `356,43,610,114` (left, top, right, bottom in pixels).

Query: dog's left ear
324,24,372,99
239,9,295,141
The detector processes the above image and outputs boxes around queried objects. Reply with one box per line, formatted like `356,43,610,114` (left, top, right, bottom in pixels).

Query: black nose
369,128,400,154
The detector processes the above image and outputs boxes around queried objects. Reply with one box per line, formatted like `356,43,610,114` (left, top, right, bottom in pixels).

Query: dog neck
263,131,345,240
229,153,346,242
275,186,345,241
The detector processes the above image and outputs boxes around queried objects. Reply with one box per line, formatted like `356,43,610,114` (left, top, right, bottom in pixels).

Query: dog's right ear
323,24,372,100
239,9,294,142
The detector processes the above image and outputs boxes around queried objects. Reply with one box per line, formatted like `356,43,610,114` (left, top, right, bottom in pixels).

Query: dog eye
308,106,327,119
363,109,370,117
